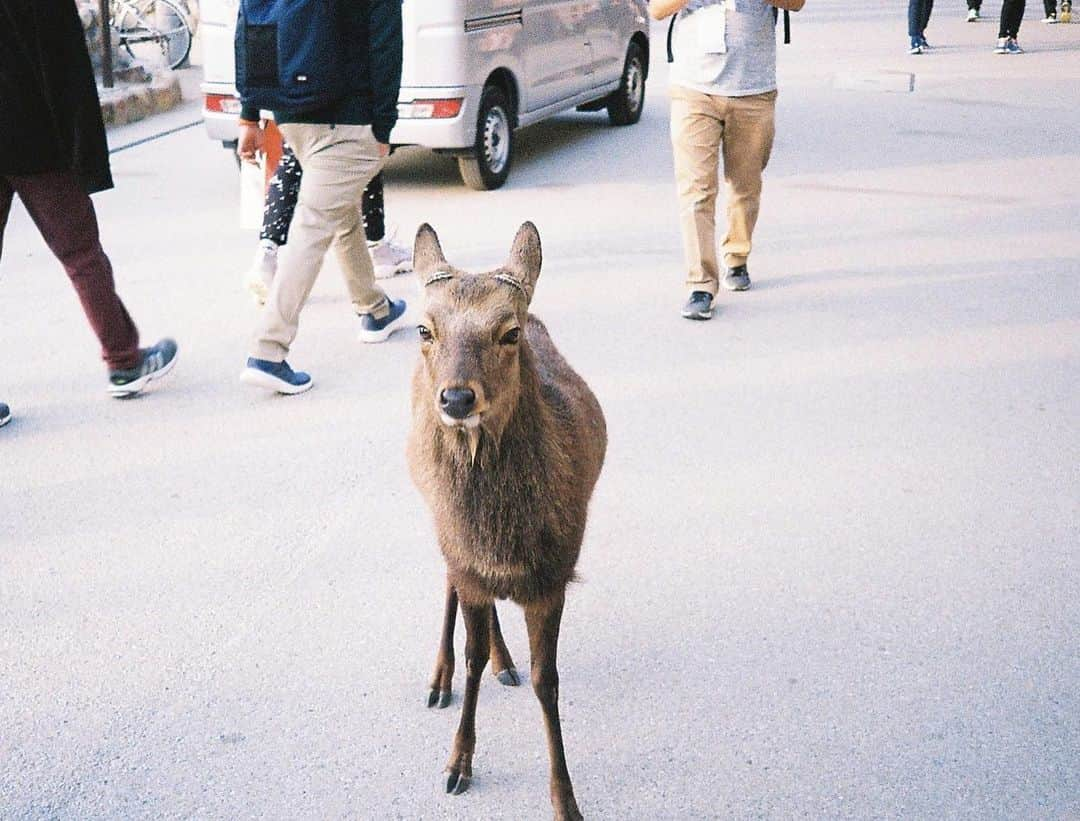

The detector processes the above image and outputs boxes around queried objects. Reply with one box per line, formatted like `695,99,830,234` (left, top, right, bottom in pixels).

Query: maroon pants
1,171,139,370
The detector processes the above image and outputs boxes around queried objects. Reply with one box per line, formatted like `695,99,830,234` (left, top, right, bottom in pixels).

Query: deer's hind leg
445,600,491,795
427,577,457,709
489,604,520,686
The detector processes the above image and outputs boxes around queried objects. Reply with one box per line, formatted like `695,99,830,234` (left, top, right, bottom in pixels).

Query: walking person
649,0,806,321
236,0,408,394
908,0,934,52
1040,0,1071,22
244,146,412,304
996,0,1027,51
0,0,178,425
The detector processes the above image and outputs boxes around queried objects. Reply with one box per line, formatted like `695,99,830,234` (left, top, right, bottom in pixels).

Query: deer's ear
414,223,449,277
505,221,542,304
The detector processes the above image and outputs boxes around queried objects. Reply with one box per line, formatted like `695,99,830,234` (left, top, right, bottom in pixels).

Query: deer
406,222,607,821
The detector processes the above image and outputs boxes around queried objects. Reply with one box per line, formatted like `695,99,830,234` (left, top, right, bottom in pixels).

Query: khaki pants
670,87,777,296
251,123,388,362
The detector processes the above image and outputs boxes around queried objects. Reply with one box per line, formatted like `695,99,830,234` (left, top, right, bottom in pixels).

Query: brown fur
407,223,606,820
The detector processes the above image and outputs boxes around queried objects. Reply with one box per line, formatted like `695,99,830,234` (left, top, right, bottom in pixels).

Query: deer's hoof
496,667,521,687
427,688,453,709
554,798,584,821
445,771,471,795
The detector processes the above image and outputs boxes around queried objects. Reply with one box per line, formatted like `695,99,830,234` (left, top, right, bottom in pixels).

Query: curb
98,72,184,128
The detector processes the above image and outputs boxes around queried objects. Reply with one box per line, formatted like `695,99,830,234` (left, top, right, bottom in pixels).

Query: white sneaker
994,36,1009,52
1041,13,1058,21
368,236,413,279
967,8,979,20
245,241,278,304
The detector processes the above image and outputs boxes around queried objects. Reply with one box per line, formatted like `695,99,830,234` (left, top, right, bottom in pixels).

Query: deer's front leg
490,604,521,686
525,591,583,821
445,600,491,795
427,577,457,709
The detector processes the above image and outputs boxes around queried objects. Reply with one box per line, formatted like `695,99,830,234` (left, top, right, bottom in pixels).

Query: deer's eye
499,327,521,346
417,325,434,342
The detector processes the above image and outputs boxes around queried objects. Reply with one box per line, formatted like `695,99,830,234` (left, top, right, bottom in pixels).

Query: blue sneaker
723,264,751,292
909,37,923,54
681,291,714,320
1004,37,1023,53
919,35,932,49
358,297,409,343
108,338,179,398
0,402,10,428
240,357,313,394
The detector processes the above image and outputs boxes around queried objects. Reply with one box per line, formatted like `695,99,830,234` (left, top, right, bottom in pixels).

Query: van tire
458,86,514,190
607,42,646,126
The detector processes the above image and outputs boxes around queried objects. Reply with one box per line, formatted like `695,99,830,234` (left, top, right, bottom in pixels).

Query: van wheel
607,42,646,126
458,86,514,190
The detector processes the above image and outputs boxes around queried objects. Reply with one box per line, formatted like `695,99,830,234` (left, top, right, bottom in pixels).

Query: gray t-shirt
669,0,777,97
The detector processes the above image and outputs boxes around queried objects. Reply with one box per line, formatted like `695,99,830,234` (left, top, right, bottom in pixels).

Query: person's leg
1009,0,1027,34
719,91,776,271
261,143,302,247
968,0,981,9
362,172,385,244
999,0,1025,35
363,171,414,279
908,0,924,37
0,176,13,261
670,87,724,298
250,123,387,362
8,171,140,370
922,0,934,33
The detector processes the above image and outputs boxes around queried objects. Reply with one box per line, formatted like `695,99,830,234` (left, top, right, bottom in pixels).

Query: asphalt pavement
2,4,1078,819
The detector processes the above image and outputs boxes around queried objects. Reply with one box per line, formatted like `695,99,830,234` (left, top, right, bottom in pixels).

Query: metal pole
98,0,114,88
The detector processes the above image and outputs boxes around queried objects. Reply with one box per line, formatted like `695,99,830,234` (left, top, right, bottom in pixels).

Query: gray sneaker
681,291,714,320
108,338,179,398
723,265,751,291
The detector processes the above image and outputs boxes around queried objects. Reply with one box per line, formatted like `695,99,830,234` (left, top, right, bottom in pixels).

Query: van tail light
397,98,464,119
204,93,242,115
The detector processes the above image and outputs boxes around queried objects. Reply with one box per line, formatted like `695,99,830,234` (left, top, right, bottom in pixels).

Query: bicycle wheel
114,0,192,70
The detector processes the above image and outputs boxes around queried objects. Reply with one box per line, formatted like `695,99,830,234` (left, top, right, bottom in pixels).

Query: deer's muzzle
439,387,477,421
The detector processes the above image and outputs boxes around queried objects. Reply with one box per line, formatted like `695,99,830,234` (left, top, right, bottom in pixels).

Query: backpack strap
772,7,791,44
667,14,676,63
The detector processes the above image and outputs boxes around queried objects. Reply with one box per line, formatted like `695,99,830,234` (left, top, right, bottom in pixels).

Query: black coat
0,0,113,193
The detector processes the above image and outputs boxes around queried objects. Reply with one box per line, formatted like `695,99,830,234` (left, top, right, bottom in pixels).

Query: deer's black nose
440,387,476,419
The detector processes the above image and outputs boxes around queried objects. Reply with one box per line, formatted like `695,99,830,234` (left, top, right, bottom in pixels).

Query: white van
200,0,650,189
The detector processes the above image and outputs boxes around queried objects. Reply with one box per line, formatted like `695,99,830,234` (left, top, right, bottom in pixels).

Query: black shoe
0,402,10,428
108,338,179,398
681,291,714,320
723,265,751,292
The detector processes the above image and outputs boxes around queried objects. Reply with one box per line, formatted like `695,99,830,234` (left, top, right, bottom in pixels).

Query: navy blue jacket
240,0,402,144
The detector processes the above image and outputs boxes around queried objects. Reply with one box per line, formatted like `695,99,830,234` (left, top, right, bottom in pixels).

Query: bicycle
110,0,193,71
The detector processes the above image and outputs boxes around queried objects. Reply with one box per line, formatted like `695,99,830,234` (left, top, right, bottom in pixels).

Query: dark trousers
968,0,981,9
999,0,1026,35
908,0,934,37
1,171,139,370
260,143,386,247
